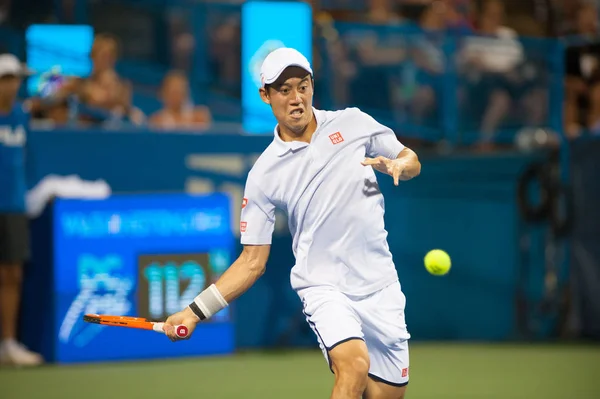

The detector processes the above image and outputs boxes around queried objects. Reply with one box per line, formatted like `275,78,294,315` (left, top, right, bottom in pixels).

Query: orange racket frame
83,314,189,338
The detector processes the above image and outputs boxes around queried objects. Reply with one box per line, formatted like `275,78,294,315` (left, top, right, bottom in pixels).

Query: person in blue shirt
0,54,43,366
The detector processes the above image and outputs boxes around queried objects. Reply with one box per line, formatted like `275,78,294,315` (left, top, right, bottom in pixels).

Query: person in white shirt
164,47,421,399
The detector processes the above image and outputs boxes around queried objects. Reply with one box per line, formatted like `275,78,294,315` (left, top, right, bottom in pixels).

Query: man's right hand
163,307,200,342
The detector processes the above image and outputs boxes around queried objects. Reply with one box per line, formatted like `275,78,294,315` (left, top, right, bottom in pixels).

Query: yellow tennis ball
424,249,451,276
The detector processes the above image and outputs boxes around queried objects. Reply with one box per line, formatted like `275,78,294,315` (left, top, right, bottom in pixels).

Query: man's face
0,75,21,103
259,66,313,134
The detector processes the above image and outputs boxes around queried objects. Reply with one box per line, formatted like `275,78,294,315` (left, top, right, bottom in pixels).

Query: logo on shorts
402,368,409,378
240,221,247,232
329,132,344,145
242,198,248,209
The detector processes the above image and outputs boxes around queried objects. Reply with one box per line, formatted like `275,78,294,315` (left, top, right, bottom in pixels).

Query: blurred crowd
0,0,600,146
24,33,212,131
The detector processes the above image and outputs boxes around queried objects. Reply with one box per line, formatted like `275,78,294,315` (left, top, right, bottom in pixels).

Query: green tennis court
2,343,598,398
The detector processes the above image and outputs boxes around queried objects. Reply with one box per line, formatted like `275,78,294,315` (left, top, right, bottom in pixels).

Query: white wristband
189,284,228,320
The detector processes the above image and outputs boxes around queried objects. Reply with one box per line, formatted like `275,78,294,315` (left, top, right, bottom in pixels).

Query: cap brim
263,64,313,86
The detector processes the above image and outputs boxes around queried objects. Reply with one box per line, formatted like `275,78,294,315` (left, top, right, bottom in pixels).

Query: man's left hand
362,156,406,186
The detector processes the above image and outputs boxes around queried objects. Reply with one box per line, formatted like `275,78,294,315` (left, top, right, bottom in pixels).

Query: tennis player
0,54,43,366
165,48,421,399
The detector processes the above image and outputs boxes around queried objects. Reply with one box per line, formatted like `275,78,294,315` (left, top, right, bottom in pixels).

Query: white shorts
300,280,411,386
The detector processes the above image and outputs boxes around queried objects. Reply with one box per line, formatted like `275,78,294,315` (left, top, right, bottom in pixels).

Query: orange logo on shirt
329,132,344,145
240,221,247,232
402,368,409,378
242,198,248,209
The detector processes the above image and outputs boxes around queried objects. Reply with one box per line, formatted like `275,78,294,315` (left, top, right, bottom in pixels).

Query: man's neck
278,113,317,144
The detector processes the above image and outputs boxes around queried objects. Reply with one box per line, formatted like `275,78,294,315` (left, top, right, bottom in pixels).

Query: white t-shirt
240,107,405,296
461,26,524,73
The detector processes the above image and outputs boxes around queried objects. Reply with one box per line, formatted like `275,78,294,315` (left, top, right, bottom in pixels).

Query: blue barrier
26,129,554,349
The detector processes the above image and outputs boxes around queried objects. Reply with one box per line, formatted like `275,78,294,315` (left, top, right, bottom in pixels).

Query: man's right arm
206,174,275,311
214,244,270,303
164,174,276,339
164,244,270,340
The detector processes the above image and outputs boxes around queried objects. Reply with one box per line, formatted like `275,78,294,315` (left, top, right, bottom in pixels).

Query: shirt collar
273,107,324,156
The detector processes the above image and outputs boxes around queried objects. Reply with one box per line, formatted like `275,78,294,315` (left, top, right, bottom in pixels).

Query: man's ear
259,87,271,105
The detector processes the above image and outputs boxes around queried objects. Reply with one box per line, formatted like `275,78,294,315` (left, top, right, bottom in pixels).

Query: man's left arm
394,147,421,181
362,111,421,185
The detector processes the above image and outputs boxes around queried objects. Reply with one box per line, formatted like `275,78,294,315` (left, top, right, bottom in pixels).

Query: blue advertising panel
241,1,312,134
25,25,93,97
52,193,235,363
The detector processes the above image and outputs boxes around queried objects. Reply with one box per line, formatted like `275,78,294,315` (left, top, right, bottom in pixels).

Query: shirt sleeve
239,175,276,245
362,111,405,159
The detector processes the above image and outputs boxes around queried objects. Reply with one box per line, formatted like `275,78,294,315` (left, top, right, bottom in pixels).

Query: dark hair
264,74,314,93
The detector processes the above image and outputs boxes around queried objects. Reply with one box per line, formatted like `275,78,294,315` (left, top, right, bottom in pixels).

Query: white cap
260,47,313,88
0,54,31,78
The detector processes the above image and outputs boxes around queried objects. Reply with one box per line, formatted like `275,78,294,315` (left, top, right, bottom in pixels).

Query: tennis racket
83,314,189,338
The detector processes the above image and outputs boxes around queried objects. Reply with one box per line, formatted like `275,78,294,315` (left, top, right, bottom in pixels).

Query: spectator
209,15,241,96
28,68,78,127
78,33,145,126
410,1,446,125
555,0,587,36
340,0,408,117
167,8,195,73
459,0,524,149
440,0,475,34
366,0,403,25
81,69,127,112
0,54,43,366
401,1,475,131
564,3,600,137
418,0,446,30
149,71,212,130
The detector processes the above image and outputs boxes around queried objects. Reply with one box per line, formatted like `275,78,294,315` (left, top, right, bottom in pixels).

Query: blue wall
28,129,550,347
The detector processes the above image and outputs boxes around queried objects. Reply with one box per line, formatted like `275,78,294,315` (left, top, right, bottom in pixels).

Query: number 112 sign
52,193,235,363
138,253,229,323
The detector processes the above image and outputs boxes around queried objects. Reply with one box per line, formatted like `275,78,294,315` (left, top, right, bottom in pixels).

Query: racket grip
153,323,189,338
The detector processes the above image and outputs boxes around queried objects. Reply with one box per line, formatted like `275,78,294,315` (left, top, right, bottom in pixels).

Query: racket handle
153,323,189,338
